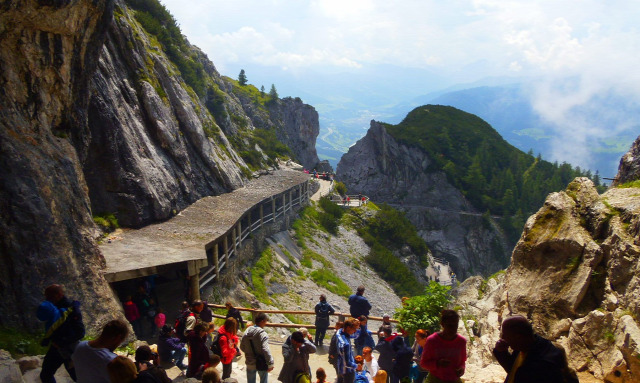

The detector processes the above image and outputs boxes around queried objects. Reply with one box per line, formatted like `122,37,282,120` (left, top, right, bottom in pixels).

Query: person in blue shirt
348,286,371,318
37,284,85,383
336,318,359,383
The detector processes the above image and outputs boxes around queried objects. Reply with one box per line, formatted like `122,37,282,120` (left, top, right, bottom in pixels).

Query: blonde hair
374,370,387,383
202,367,221,383
107,356,137,383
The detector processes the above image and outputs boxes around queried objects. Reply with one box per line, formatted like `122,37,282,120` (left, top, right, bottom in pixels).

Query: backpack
317,302,330,318
200,303,213,323
328,333,338,365
210,331,225,357
174,311,193,342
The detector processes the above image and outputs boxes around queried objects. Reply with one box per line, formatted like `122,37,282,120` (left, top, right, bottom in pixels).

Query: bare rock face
84,4,246,227
613,134,640,186
337,121,510,278
0,0,124,332
457,178,640,381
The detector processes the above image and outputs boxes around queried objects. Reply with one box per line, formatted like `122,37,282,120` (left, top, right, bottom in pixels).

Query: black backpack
317,302,330,318
210,331,225,357
328,333,339,365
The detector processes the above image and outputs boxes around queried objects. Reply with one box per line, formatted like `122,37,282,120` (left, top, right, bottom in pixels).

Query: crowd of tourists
37,283,577,383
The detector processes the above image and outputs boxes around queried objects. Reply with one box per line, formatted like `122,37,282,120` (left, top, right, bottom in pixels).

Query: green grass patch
617,179,640,189
0,327,48,357
250,248,275,304
93,213,119,232
477,270,506,299
309,269,352,298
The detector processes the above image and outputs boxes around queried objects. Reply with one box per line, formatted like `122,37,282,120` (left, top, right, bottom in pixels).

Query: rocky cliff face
456,177,640,382
613,134,640,186
337,121,510,278
0,0,125,331
84,2,320,227
0,0,322,331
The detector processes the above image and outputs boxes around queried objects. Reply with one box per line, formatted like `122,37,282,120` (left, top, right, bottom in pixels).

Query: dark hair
194,323,207,334
161,324,173,335
255,313,269,325
181,301,189,310
356,285,365,294
320,294,326,302
358,315,368,321
440,309,459,322
291,331,305,343
503,316,534,337
316,367,326,380
381,325,392,336
101,320,129,339
192,300,203,309
135,345,152,362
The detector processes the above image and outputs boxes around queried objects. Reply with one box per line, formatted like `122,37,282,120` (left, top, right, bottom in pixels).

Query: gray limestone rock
0,350,24,383
336,120,510,278
613,134,640,186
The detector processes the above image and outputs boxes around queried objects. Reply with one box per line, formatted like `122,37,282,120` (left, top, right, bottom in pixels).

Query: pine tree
238,69,247,86
269,84,278,99
260,85,265,97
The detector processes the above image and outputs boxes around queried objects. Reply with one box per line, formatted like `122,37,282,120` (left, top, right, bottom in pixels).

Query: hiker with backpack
328,321,344,378
217,317,239,379
240,313,275,383
278,330,317,383
375,326,404,383
37,284,85,383
314,294,335,346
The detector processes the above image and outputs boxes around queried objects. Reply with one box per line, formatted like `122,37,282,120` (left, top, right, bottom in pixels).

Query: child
316,367,328,383
154,307,166,333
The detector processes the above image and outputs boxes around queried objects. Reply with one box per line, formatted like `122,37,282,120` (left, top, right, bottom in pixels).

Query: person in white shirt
362,347,379,383
71,319,129,383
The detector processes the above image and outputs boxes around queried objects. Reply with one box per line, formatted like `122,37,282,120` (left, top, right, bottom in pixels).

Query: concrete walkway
100,169,310,282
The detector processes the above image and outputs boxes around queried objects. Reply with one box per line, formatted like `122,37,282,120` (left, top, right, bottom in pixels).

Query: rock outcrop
337,121,510,278
0,0,125,331
613,134,640,186
84,3,321,227
457,178,640,382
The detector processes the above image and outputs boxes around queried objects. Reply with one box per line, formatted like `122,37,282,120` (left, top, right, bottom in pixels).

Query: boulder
0,350,24,383
16,356,41,374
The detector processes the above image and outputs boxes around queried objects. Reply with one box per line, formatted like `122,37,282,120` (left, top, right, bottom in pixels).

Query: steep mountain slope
337,105,596,278
336,120,509,278
85,0,320,227
0,0,321,331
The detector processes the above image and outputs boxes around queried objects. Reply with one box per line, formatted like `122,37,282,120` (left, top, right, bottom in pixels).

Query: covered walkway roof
100,169,310,282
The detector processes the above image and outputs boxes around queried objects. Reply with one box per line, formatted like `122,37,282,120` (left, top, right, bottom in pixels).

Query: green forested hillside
385,105,604,243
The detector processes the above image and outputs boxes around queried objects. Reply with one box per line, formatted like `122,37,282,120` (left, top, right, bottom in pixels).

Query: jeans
40,345,77,383
223,362,232,379
247,367,269,383
171,347,188,369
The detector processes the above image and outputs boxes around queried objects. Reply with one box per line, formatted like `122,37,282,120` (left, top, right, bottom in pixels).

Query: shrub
334,181,347,196
395,282,453,334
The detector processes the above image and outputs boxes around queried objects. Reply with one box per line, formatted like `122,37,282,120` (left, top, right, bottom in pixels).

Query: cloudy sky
160,0,640,171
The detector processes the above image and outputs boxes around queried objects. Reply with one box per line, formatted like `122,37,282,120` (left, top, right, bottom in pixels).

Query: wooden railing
207,303,399,329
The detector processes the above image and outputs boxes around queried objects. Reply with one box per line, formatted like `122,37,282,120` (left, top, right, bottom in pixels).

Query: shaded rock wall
0,0,125,331
337,121,510,278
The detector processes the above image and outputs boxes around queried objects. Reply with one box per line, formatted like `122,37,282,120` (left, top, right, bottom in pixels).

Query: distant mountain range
313,79,639,177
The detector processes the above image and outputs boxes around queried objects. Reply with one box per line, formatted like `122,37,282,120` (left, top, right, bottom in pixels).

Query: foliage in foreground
0,327,48,357
394,282,453,334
